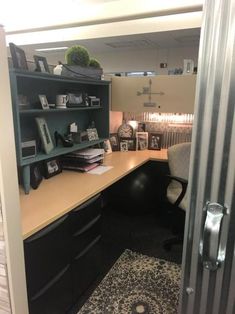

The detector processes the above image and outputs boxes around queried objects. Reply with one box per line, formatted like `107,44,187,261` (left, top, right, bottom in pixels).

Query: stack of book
61,148,104,172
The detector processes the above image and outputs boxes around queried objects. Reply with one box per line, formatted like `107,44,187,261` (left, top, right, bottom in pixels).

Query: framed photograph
136,132,148,150
109,133,119,151
148,133,162,150
87,128,99,141
9,43,28,70
137,122,146,132
38,94,50,109
120,137,137,151
103,139,112,154
30,163,43,189
34,55,50,73
18,94,29,109
35,117,54,154
120,141,128,152
43,158,62,179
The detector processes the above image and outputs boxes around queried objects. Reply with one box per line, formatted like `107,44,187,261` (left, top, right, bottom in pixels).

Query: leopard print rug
78,249,181,314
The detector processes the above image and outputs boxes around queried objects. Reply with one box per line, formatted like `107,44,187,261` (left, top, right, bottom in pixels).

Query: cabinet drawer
72,236,101,301
24,215,70,298
70,193,102,234
72,215,101,257
29,265,72,314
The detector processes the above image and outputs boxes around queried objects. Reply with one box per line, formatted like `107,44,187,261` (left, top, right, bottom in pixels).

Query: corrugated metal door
179,0,235,313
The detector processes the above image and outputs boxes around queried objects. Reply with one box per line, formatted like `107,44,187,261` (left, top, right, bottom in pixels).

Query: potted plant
61,45,103,79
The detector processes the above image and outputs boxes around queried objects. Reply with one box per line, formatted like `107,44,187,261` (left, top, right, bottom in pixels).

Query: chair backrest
167,142,191,181
167,142,191,211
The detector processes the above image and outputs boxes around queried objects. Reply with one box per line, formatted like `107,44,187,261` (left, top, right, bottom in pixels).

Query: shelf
10,69,110,86
20,139,105,166
19,106,102,115
10,68,110,193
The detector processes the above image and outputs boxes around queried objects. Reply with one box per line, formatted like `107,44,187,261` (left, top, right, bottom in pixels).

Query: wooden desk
20,150,167,239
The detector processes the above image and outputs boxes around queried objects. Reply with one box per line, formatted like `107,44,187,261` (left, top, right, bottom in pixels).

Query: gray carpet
78,249,181,314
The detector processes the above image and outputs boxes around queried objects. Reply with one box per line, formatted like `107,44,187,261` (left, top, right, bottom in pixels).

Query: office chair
163,142,191,251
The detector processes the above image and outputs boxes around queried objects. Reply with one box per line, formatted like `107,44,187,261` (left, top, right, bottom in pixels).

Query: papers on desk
88,165,113,175
67,148,104,159
61,148,104,172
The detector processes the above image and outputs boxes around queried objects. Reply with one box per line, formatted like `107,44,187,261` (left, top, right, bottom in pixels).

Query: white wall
95,46,198,74
40,45,198,74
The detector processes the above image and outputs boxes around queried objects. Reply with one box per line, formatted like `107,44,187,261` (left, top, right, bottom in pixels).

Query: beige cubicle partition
111,75,196,113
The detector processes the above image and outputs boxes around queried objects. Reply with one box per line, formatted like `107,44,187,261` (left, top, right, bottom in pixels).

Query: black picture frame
30,163,43,189
120,137,137,151
137,122,146,132
9,43,28,70
34,55,50,73
148,133,162,150
43,158,62,179
109,133,119,151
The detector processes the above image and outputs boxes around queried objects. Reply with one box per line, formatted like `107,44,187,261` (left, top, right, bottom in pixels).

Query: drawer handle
73,214,101,237
30,265,70,302
25,215,68,243
72,194,101,212
74,236,101,261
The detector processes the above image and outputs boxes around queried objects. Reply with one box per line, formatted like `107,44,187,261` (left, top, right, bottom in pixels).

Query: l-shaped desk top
20,150,168,239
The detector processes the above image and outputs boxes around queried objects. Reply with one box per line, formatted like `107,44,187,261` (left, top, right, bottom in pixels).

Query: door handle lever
200,202,226,271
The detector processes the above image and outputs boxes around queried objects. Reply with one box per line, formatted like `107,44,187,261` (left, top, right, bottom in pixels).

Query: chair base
163,235,183,251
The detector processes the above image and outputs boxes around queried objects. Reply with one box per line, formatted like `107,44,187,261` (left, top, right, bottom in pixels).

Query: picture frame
38,94,50,109
18,94,29,109
120,137,137,151
137,122,146,132
30,163,43,189
109,133,119,151
136,132,148,150
103,139,112,154
43,158,62,179
35,117,54,154
120,141,128,152
34,55,50,73
9,43,28,70
148,133,162,150
87,128,99,141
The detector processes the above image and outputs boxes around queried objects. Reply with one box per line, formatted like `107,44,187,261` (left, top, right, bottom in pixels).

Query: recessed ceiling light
35,47,68,52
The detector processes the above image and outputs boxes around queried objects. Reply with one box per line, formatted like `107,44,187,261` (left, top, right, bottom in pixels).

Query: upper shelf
10,69,110,86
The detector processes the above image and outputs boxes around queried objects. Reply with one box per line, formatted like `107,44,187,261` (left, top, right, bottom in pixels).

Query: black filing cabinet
24,193,102,313
24,215,72,314
69,193,102,302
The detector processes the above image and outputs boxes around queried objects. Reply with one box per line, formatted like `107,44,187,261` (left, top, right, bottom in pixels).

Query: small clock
117,123,134,138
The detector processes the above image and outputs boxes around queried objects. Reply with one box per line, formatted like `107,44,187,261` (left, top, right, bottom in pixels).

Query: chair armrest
166,175,188,186
166,175,188,207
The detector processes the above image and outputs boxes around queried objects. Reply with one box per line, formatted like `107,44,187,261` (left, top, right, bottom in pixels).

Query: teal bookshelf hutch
9,69,110,194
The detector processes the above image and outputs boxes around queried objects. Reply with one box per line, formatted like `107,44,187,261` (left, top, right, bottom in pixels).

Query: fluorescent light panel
35,46,68,51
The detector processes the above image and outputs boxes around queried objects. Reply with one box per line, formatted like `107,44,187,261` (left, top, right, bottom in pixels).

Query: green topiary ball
89,58,101,69
65,45,90,67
